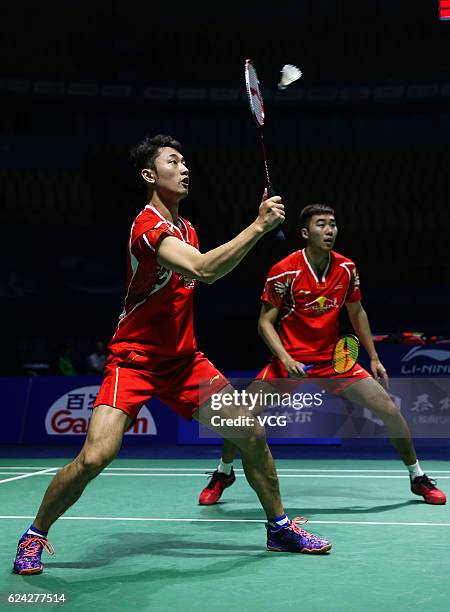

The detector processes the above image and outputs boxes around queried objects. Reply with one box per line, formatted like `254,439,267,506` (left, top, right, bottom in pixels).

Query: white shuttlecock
278,64,302,90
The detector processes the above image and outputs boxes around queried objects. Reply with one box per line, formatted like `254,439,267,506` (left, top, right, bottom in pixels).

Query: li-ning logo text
401,347,450,375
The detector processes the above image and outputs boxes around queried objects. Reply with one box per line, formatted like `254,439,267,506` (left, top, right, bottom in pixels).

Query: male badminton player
13,136,332,575
199,205,446,506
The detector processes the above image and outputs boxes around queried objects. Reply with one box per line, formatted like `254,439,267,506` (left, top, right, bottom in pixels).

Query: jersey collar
301,249,331,284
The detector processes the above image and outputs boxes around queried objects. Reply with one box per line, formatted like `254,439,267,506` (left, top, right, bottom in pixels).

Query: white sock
217,459,233,475
26,527,47,538
407,461,424,480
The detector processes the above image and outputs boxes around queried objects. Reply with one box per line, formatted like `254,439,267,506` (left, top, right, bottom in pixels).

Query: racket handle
267,183,285,240
303,365,313,372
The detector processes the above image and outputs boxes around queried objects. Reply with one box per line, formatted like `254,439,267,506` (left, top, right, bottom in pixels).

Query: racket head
245,59,265,127
331,334,360,374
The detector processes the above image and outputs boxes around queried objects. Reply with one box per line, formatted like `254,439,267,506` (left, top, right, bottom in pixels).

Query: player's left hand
371,358,389,389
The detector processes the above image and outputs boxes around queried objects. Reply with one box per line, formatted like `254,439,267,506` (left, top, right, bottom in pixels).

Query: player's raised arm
157,191,284,284
257,301,307,378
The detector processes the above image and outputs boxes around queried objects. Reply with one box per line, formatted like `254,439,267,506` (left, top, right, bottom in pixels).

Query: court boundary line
0,468,58,485
1,472,449,480
2,465,450,474
1,515,450,527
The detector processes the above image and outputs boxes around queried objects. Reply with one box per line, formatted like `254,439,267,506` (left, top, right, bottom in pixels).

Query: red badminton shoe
198,469,236,505
410,474,446,505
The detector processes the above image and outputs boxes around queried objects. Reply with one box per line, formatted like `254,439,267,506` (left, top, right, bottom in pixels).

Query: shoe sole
267,544,332,554
13,567,43,575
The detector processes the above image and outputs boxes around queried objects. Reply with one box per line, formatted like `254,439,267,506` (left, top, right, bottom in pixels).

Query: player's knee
77,448,114,478
373,396,400,420
251,419,267,441
237,420,267,450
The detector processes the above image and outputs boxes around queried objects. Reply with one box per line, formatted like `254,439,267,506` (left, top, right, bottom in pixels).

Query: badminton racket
303,334,360,375
244,59,284,239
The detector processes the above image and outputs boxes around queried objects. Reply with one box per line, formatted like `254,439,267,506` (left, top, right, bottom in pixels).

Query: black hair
129,134,183,175
299,204,335,229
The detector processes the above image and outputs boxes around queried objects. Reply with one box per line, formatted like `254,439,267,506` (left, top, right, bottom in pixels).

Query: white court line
0,466,59,470
96,474,450,479
102,468,450,474
3,466,450,474
235,468,450,474
1,515,449,527
5,472,450,480
102,468,450,475
0,468,57,485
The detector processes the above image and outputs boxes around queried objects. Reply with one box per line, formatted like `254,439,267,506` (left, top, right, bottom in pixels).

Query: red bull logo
45,385,157,436
304,295,338,314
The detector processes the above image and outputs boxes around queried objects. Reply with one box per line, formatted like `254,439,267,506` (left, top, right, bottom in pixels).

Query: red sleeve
345,264,362,303
261,263,291,309
143,220,178,251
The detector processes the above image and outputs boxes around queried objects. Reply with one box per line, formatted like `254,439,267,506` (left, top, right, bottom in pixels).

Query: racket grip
267,183,285,240
303,365,313,372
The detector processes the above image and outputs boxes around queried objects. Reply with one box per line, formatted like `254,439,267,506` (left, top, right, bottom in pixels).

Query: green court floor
1,458,449,611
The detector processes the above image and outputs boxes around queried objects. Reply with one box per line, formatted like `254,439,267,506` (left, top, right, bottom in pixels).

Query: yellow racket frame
331,334,360,374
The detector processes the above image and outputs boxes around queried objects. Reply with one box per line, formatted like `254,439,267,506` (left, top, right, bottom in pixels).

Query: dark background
1,0,450,375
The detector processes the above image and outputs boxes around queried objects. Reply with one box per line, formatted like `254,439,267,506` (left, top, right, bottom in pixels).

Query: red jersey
261,249,361,360
110,205,198,359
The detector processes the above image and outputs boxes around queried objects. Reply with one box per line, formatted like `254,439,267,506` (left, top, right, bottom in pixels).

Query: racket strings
245,61,265,126
332,336,359,374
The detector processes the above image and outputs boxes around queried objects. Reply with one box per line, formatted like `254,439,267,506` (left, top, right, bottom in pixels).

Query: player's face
148,147,190,199
304,214,337,251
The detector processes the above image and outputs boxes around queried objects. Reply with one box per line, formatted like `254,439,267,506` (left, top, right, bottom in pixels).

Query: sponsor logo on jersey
45,385,157,435
400,347,450,375
177,272,196,289
274,280,293,296
303,295,338,314
147,265,173,297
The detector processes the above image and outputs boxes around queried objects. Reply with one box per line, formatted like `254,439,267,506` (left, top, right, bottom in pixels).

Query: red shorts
257,358,371,394
94,344,228,421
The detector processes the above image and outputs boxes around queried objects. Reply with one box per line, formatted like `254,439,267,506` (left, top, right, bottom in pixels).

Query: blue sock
26,524,48,538
268,514,290,532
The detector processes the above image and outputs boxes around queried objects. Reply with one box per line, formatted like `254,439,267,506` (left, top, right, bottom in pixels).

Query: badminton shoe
267,517,332,554
13,534,54,575
410,474,446,505
198,469,236,505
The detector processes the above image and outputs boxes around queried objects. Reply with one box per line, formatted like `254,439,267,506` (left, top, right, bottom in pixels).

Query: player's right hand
256,189,285,233
282,356,308,378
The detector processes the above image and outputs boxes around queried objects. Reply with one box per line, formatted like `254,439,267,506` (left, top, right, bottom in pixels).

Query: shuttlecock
278,64,302,90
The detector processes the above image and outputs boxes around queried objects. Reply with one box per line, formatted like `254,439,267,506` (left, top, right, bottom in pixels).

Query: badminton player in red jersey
13,136,332,576
199,205,446,507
